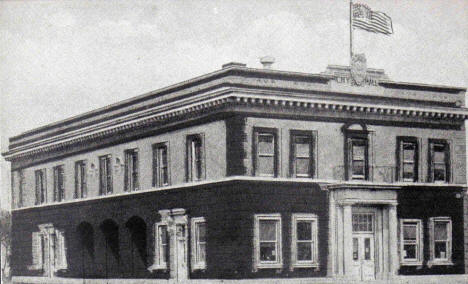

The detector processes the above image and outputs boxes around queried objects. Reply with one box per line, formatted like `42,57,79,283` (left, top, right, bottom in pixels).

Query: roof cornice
379,79,466,92
3,91,468,161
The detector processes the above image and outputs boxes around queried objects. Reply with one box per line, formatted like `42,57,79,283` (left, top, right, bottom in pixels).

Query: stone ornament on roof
351,53,367,86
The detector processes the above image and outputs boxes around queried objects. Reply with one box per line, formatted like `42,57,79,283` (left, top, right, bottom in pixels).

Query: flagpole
350,0,353,62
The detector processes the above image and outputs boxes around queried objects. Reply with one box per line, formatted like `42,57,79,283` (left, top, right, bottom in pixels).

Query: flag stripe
353,18,392,34
371,16,388,26
353,21,391,35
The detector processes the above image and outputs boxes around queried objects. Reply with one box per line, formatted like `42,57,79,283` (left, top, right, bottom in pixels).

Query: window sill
27,265,43,271
290,262,320,270
427,260,454,267
147,264,168,272
191,263,206,272
255,262,283,270
400,261,423,266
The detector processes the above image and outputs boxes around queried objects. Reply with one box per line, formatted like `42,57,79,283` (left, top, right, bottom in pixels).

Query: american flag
352,3,393,35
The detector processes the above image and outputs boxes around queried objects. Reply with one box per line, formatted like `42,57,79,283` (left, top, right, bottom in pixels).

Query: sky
0,0,467,210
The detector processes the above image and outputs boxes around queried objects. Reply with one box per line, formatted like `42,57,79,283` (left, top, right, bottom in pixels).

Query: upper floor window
253,128,278,177
253,213,282,270
75,161,87,199
12,169,25,208
400,219,423,265
428,140,450,183
428,217,453,265
346,133,368,180
291,213,319,269
99,155,112,195
153,142,169,187
187,134,204,182
35,169,47,205
124,149,139,191
191,217,207,271
290,131,315,178
53,165,65,202
397,137,419,182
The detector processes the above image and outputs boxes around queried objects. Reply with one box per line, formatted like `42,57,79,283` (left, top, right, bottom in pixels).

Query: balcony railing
333,165,396,183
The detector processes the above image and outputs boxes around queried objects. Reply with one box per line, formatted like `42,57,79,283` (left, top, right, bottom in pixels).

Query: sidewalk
12,274,468,284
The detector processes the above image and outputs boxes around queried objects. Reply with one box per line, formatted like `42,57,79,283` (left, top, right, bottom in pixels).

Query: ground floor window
191,217,206,271
429,217,453,266
253,214,282,270
149,222,168,270
30,231,45,271
399,219,423,265
291,213,319,269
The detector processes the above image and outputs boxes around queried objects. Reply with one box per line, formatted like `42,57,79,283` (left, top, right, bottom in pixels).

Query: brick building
3,60,468,282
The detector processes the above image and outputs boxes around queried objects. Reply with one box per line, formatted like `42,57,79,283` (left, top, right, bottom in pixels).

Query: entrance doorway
351,212,375,280
158,209,189,281
331,189,399,280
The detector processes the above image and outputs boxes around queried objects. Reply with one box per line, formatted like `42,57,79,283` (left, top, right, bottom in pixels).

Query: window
348,137,368,180
187,134,204,181
291,214,319,269
429,140,450,183
253,214,282,270
397,137,419,182
75,161,87,199
153,143,169,187
53,165,65,202
54,229,68,271
290,131,315,178
149,222,168,270
124,149,139,191
429,217,453,265
99,155,112,195
35,169,47,205
12,170,24,208
400,219,423,265
30,231,44,270
352,213,373,233
253,128,278,177
191,217,206,270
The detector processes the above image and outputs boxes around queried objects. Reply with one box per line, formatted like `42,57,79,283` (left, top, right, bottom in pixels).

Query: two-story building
3,59,467,282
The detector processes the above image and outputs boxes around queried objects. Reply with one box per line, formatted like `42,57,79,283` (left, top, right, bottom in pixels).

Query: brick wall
11,180,329,279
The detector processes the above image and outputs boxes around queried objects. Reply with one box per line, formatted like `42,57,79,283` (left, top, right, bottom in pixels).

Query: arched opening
125,216,147,276
77,222,94,278
100,219,120,278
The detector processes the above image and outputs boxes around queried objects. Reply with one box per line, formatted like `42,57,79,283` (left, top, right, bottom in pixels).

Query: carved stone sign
350,53,367,86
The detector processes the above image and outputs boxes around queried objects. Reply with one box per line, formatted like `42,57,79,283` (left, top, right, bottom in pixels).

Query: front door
351,212,375,280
